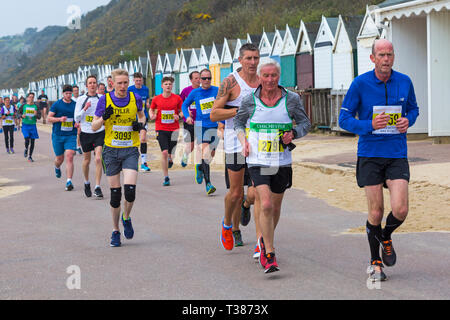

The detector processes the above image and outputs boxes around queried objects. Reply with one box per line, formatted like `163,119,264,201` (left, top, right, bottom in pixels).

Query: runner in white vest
211,43,261,253
235,59,311,274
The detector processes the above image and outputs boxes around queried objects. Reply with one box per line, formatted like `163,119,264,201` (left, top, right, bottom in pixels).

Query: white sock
141,154,147,164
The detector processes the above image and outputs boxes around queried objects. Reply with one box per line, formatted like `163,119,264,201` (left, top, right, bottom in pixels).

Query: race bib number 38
372,105,402,135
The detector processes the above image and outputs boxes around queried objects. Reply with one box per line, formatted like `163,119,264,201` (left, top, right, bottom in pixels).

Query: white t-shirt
74,94,104,133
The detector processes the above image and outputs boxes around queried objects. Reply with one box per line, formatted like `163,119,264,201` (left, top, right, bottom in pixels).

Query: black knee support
124,184,136,203
110,187,122,208
140,143,147,154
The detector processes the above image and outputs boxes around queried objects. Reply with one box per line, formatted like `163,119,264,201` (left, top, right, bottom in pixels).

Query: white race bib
372,106,402,135
161,110,175,124
61,118,74,132
199,97,214,115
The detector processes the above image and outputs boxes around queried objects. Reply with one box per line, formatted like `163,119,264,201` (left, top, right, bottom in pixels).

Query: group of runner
1,38,418,281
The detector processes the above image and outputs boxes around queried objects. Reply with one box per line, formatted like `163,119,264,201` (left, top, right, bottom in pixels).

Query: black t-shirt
38,95,49,108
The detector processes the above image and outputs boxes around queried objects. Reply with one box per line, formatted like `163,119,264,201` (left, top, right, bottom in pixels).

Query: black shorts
248,166,292,194
356,157,410,188
156,130,178,154
183,122,195,143
225,153,252,189
80,131,105,153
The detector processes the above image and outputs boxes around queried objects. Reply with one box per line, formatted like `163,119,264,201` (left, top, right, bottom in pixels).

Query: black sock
366,221,382,262
202,159,210,184
29,139,35,157
382,212,404,241
140,143,147,155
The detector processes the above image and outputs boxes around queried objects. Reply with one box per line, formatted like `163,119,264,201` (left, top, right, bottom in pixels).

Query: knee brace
110,187,122,208
124,184,136,203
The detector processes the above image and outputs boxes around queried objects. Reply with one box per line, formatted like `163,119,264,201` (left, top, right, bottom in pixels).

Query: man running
92,69,146,247
179,71,200,167
149,76,183,186
235,60,311,273
20,93,39,162
98,83,106,95
181,69,219,195
74,75,105,199
47,85,79,191
106,76,114,93
211,43,261,251
73,86,83,154
128,72,151,172
339,39,419,282
1,97,16,154
37,90,49,124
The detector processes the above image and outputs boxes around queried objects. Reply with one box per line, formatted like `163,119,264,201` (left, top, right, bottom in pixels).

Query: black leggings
3,125,14,149
25,138,35,157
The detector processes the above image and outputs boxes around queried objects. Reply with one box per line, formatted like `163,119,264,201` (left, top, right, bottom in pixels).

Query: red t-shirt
150,93,183,131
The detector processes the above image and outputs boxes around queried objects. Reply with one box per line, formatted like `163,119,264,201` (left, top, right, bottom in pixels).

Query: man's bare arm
210,75,239,122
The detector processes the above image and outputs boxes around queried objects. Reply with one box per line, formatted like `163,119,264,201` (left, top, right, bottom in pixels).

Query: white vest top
2,105,15,126
247,93,293,167
224,71,257,153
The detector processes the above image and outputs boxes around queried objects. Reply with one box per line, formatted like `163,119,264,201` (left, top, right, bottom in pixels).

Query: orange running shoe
220,221,234,251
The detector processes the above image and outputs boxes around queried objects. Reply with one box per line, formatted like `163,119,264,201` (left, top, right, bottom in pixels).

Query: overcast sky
0,0,111,37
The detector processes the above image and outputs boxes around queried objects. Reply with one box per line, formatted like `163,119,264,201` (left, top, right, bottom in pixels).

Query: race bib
257,131,284,161
4,119,13,125
161,110,175,124
85,115,94,123
190,101,196,110
372,106,401,134
25,108,35,117
199,97,214,115
111,125,133,147
61,118,74,131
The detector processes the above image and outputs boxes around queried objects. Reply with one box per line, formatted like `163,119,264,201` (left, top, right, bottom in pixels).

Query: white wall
314,46,333,88
333,52,353,90
357,37,375,75
391,16,428,134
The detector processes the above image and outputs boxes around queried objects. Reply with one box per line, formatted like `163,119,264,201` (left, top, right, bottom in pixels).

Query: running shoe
381,239,397,267
55,167,62,179
181,154,188,167
141,163,151,172
233,230,243,247
110,231,121,247
24,149,28,158
258,237,267,268
367,260,387,282
65,180,74,191
253,244,261,259
264,252,280,274
10,148,14,154
168,158,174,169
240,195,251,227
28,157,34,163
206,182,216,195
0,128,3,133
6,148,10,154
163,177,171,187
93,187,104,199
195,164,203,184
122,214,134,240
220,221,234,251
84,183,92,198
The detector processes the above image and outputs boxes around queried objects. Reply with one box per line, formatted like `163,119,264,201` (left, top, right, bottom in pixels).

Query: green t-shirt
22,104,38,125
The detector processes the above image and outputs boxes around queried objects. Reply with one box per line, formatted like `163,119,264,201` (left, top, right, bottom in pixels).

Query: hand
282,131,294,145
60,116,67,122
241,139,250,158
102,105,114,121
396,117,409,133
83,101,91,111
150,113,157,121
174,114,180,122
372,112,390,130
74,122,80,129
186,117,194,125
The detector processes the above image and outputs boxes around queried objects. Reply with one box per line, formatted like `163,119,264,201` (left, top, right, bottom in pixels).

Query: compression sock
29,139,35,157
141,143,147,164
366,221,382,262
382,212,404,241
202,159,211,184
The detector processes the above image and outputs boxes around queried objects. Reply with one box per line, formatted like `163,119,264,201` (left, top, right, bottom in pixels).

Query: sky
0,0,111,37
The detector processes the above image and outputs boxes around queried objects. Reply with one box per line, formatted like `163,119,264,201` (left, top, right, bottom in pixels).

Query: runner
20,93,39,162
74,75,105,199
235,59,311,273
211,43,260,251
73,86,83,154
339,39,419,282
16,97,26,131
11,95,19,132
179,71,200,167
106,76,114,93
181,69,219,195
149,76,183,186
0,97,3,134
98,83,106,95
1,97,16,154
92,68,146,247
47,85,79,191
37,90,49,124
128,72,151,172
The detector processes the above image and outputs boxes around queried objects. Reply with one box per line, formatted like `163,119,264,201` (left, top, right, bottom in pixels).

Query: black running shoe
24,149,28,158
381,239,397,267
168,158,174,169
84,183,92,198
233,230,243,247
93,187,104,199
240,196,251,227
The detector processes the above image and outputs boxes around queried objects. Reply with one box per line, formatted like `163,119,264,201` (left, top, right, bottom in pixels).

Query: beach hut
209,43,222,86
172,49,181,94
314,16,339,89
163,53,178,93
270,28,286,65
188,48,201,73
178,48,192,92
332,15,364,90
220,38,236,82
295,20,320,90
247,33,262,47
232,38,249,71
154,53,164,95
198,45,212,70
373,0,450,136
259,29,276,65
280,24,300,88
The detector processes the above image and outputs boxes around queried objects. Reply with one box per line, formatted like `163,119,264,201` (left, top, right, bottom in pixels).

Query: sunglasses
201,77,212,80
